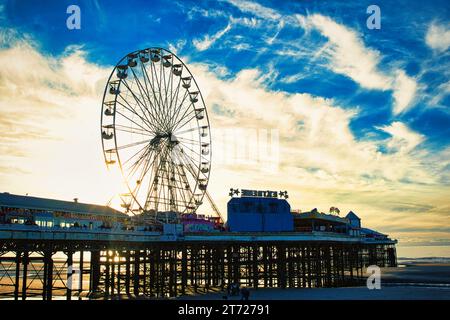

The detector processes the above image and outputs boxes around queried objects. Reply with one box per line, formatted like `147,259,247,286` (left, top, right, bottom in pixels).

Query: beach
2,257,450,300
179,259,450,300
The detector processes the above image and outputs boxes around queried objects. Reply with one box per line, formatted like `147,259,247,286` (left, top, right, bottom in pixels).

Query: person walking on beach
241,287,250,300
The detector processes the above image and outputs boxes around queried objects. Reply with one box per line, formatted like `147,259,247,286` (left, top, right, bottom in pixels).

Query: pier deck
0,226,397,300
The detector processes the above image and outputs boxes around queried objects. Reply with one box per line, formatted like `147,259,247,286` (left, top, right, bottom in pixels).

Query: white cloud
215,1,420,114
188,62,431,184
303,14,392,90
378,121,424,154
231,43,251,51
392,70,417,114
187,7,227,20
168,39,186,54
425,22,450,52
280,73,304,84
0,38,123,207
193,23,232,51
292,13,420,115
265,19,285,45
225,0,281,20
230,16,260,28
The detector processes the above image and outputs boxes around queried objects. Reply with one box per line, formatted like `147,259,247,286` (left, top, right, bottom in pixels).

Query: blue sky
0,0,450,253
2,0,449,149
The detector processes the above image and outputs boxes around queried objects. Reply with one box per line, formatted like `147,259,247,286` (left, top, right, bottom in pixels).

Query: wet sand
179,262,450,300
381,261,450,285
179,286,450,300
2,260,449,300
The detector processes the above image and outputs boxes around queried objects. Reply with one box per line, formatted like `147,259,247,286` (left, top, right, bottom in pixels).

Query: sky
0,0,449,256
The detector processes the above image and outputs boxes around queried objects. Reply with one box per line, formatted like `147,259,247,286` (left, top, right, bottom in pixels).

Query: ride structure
101,47,212,224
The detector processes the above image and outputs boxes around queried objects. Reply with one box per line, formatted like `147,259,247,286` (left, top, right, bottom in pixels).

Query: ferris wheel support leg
205,191,224,223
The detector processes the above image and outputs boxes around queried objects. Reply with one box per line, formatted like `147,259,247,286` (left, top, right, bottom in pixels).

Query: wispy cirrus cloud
377,121,425,154
192,22,232,51
299,14,391,91
225,0,419,115
225,0,281,20
297,14,418,115
392,70,418,114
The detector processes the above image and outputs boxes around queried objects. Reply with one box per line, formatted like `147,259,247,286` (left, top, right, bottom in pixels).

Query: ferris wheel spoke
150,60,166,123
173,112,197,133
116,138,150,151
140,62,165,126
152,59,165,119
116,109,155,136
178,149,205,182
128,69,160,127
127,146,154,180
171,93,195,131
165,149,184,211
174,127,200,135
176,136,201,145
132,151,159,207
164,62,181,133
177,142,209,177
160,58,170,132
173,147,198,178
128,65,164,128
116,94,157,133
120,80,160,132
176,142,204,168
131,144,162,195
160,63,172,132
152,151,169,211
123,142,152,168
144,148,165,210
114,124,154,136
174,150,201,190
116,95,149,124
167,75,182,129
169,90,190,130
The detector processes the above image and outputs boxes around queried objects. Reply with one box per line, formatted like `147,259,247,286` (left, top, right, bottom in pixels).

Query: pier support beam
0,240,397,300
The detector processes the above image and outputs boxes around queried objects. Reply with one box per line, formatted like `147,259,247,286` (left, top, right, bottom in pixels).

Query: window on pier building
60,222,74,228
36,220,53,228
11,218,25,224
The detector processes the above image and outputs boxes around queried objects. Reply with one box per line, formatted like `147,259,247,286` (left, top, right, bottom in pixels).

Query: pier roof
0,192,125,217
293,210,349,225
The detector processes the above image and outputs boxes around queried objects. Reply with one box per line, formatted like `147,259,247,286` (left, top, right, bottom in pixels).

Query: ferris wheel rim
100,47,212,216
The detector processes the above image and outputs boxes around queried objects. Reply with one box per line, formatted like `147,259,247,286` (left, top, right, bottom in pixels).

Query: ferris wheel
101,47,211,222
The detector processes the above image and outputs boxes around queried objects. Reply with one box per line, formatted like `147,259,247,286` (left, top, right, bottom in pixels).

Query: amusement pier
0,47,397,300
0,190,397,300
